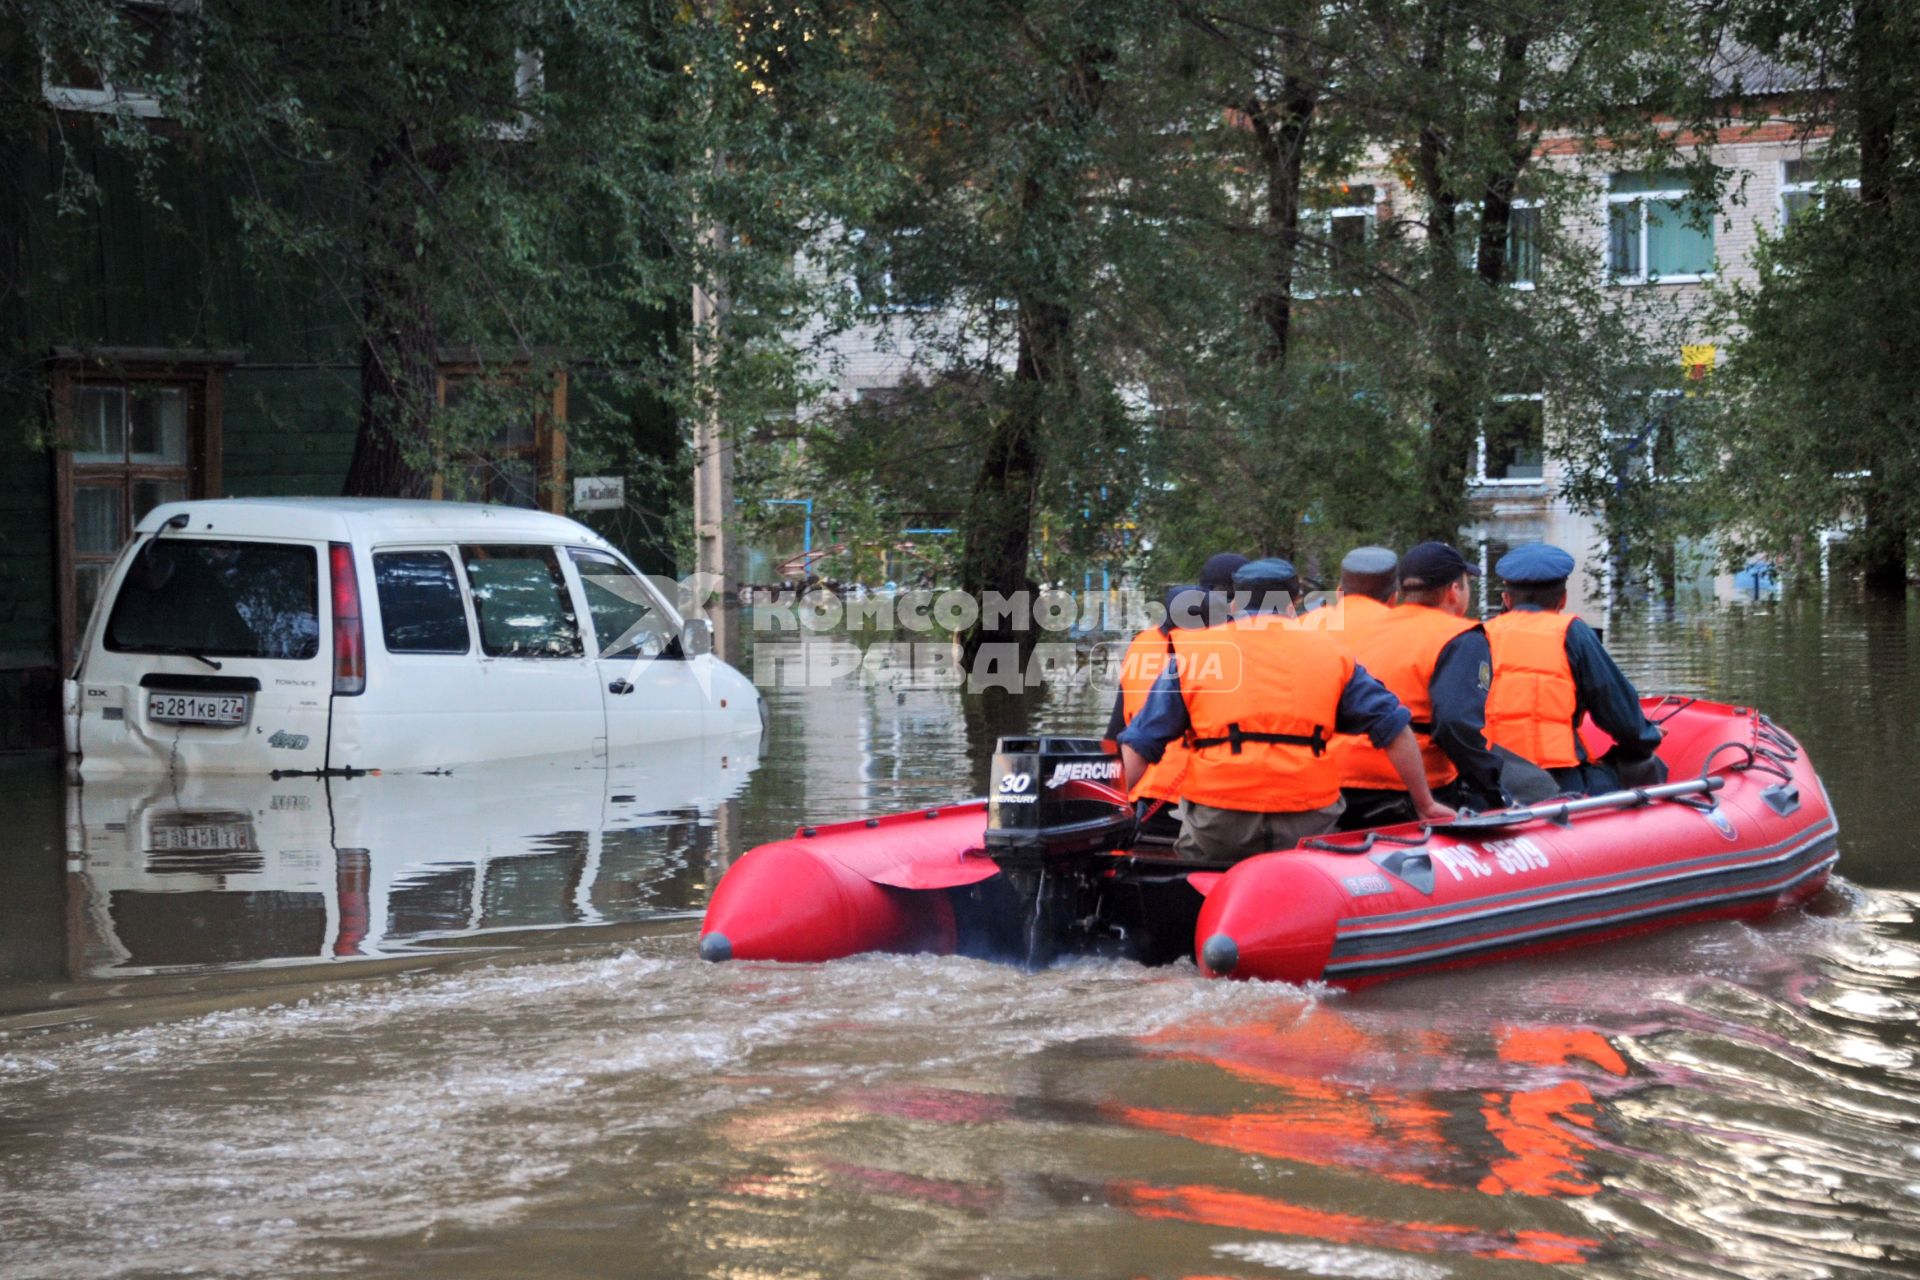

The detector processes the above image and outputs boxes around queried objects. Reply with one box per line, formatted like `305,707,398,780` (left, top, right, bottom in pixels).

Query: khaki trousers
1174,798,1347,863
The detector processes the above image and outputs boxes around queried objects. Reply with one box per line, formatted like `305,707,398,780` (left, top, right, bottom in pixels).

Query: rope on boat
1646,694,1698,725
1300,828,1438,854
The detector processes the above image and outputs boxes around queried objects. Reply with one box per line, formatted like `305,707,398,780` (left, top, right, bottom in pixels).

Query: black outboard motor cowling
985,736,1135,869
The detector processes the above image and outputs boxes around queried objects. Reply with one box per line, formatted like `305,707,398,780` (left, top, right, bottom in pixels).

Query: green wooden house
2,102,681,751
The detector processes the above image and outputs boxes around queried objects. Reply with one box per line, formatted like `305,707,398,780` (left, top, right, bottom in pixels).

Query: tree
820,0,1158,667
1342,0,1719,546
1708,0,1920,593
7,0,873,553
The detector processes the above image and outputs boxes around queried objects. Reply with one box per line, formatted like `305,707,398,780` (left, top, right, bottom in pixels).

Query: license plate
149,820,257,852
146,692,250,725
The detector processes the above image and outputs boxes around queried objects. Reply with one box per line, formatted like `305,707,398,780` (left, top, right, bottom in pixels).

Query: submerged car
66,498,761,775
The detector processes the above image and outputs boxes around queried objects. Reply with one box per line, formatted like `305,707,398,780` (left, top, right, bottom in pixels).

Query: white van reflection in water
67,499,762,775
64,736,759,974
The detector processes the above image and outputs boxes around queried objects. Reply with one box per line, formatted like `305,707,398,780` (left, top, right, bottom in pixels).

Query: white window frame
1603,387,1687,483
1304,200,1375,261
1777,157,1859,231
1475,392,1547,487
41,0,191,119
1606,183,1716,286
1296,191,1375,300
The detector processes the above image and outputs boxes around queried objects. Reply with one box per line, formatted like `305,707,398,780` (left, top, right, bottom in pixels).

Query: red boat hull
700,804,990,962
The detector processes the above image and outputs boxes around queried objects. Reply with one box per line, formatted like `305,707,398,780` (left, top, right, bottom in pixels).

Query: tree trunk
1854,0,1909,594
1412,25,1534,547
957,43,1109,672
958,293,1064,671
1249,75,1317,367
1859,483,1910,595
344,138,437,499
1414,120,1475,545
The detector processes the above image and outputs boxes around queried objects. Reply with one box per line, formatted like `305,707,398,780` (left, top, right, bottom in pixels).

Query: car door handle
608,679,634,695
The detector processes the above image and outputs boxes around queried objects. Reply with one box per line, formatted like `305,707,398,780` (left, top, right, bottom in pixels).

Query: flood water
3,595,1918,1279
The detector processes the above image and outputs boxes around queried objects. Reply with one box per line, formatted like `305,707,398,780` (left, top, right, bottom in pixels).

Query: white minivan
66,498,762,775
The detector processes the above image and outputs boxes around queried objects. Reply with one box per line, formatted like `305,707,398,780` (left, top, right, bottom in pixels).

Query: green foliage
1698,0,1920,589
7,0,886,555
15,0,1910,597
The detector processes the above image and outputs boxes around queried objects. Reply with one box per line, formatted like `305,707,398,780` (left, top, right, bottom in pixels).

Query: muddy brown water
2,596,1918,1279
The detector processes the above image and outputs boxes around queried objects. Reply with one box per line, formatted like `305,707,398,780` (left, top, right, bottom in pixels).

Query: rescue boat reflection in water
700,698,1838,984
719,1000,1624,1269
64,734,758,975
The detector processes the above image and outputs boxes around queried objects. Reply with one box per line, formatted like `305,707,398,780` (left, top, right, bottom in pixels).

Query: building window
50,355,229,667
1296,185,1375,298
1779,157,1859,229
433,364,567,514
1477,393,1545,484
1459,202,1539,286
41,0,190,118
1503,204,1539,286
1607,172,1716,284
852,228,938,312
1607,388,1690,483
1306,184,1375,254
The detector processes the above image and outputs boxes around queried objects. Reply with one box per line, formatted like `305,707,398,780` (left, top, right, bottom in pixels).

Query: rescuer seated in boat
1116,558,1455,862
1484,542,1667,794
1294,545,1398,632
1105,553,1247,840
1331,541,1509,830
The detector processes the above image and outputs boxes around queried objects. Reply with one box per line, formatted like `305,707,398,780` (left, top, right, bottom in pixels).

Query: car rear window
374,551,470,654
105,539,320,660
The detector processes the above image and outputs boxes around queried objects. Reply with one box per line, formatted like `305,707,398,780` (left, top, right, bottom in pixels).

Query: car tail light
330,542,366,696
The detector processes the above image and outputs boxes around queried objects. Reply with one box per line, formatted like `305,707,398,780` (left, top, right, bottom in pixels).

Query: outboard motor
984,736,1135,867
983,736,1137,967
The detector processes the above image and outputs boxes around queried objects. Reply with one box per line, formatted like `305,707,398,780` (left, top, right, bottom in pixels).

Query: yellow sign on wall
1681,344,1716,380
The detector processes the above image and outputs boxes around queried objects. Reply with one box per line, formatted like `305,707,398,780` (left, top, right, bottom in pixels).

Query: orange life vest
1484,609,1582,768
1169,615,1352,812
1332,604,1479,791
1119,625,1185,802
1295,593,1392,636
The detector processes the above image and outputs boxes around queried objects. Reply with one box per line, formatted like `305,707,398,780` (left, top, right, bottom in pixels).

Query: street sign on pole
573,476,625,511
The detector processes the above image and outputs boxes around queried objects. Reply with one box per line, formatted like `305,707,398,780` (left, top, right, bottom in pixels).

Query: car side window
373,550,471,654
569,550,674,660
460,544,583,658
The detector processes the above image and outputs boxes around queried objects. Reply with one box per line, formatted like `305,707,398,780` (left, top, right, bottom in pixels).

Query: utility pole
691,191,738,662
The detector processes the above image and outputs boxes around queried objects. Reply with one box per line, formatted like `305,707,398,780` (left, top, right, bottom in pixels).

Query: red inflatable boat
699,698,1838,985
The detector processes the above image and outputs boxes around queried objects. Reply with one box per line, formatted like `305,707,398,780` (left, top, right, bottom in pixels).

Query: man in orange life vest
1333,541,1508,829
1104,553,1247,835
1296,545,1397,632
1117,558,1454,862
1484,542,1666,793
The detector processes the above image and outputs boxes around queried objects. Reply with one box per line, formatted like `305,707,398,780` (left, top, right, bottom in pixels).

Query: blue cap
1398,541,1479,589
1340,546,1398,576
1232,557,1300,591
1495,542,1576,586
1198,552,1249,592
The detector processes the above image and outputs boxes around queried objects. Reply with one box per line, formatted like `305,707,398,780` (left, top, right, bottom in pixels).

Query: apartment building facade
798,112,1837,622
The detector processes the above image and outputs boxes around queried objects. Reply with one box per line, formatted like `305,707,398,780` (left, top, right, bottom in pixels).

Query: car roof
133,498,614,548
